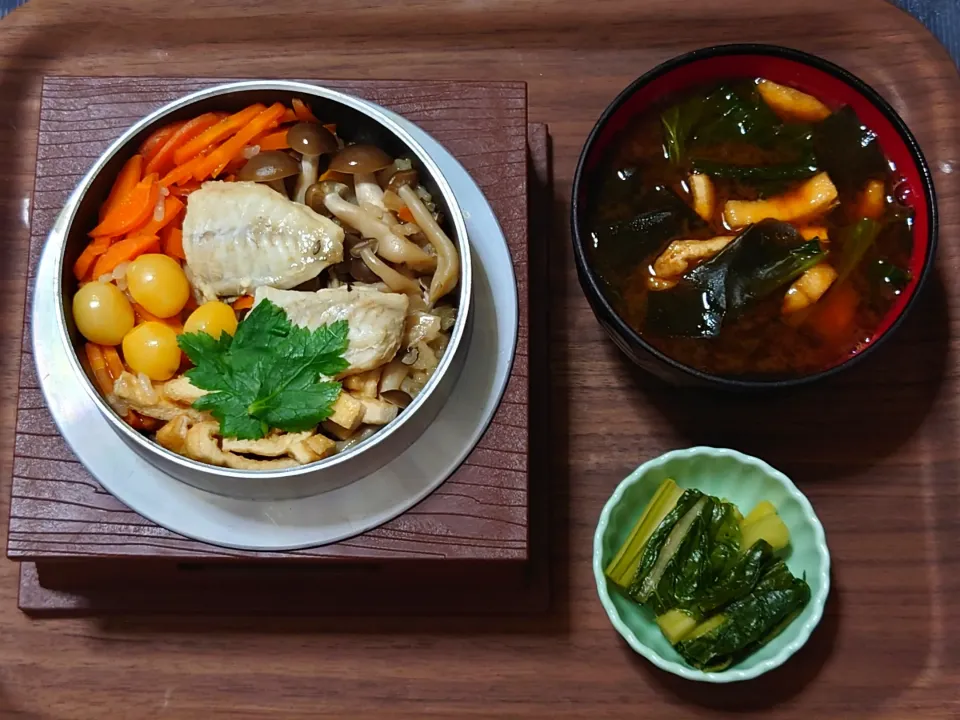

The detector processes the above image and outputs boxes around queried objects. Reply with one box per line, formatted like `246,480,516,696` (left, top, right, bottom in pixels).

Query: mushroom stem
358,247,421,296
355,172,386,210
398,184,460,305
324,192,436,272
294,154,319,205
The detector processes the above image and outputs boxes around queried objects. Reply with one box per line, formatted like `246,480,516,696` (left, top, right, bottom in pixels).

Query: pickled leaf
646,220,827,337
705,500,743,582
676,559,811,671
696,540,774,616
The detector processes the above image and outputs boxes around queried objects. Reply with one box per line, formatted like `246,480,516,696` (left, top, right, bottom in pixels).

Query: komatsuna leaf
705,500,743,582
646,497,717,615
695,540,774,616
628,489,704,599
676,558,811,671
645,220,827,338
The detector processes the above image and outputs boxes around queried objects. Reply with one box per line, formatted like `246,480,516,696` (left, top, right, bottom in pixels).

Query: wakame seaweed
813,105,888,194
645,220,827,338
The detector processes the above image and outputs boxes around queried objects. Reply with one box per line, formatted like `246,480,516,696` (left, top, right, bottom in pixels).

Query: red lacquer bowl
571,44,938,389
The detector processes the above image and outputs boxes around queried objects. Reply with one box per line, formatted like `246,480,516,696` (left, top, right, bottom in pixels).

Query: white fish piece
254,286,409,376
182,181,344,302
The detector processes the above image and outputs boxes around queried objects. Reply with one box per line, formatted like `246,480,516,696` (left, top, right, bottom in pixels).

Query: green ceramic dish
593,446,830,683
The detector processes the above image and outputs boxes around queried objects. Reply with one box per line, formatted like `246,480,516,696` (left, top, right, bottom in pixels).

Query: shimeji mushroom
237,150,300,195
288,122,338,205
321,181,436,272
397,184,460,305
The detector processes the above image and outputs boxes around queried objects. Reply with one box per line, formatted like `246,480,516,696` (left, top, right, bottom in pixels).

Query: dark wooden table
1,1,958,717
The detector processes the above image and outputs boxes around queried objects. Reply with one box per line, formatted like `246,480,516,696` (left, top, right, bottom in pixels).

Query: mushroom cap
287,122,338,157
328,144,393,174
237,151,300,183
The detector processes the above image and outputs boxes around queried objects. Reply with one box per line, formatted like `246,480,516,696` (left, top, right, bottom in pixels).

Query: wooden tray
7,78,540,574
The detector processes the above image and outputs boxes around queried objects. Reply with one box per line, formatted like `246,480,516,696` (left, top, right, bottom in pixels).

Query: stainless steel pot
39,80,472,501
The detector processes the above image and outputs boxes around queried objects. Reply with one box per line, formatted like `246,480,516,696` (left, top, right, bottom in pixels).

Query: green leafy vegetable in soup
606,478,811,672
586,77,914,378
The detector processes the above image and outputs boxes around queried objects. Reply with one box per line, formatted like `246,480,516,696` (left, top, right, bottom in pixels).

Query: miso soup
586,78,914,379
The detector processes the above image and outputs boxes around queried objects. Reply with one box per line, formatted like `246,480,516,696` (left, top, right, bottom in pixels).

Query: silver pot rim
46,80,473,483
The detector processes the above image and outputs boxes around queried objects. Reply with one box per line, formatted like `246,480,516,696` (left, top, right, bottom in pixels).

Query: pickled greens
605,480,810,671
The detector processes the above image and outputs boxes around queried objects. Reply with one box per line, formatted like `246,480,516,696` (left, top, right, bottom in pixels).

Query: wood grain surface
0,0,958,718
8,76,532,562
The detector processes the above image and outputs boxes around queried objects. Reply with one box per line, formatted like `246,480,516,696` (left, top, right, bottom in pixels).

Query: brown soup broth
586,80,913,379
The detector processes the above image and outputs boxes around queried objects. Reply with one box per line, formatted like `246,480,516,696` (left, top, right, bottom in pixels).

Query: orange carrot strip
232,295,254,311
193,103,285,181
257,129,290,151
99,154,144,222
135,194,184,237
144,112,223,177
318,169,351,183
396,206,415,223
102,345,125,381
160,153,209,188
73,238,113,281
133,303,184,332
168,181,202,197
173,104,266,166
322,123,336,135
162,226,185,260
292,98,319,123
90,174,159,238
139,121,186,163
125,410,161,431
91,233,159,279
84,343,114,396
809,282,859,342
280,108,298,124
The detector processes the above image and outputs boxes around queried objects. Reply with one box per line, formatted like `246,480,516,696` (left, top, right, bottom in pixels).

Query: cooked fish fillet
254,286,409,376
182,181,344,301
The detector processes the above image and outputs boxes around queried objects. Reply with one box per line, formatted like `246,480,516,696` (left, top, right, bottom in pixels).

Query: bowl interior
594,448,830,681
56,83,470,482
574,45,935,379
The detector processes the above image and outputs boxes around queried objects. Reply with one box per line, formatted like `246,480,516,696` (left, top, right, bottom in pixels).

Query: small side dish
70,97,461,470
586,77,915,378
605,478,810,672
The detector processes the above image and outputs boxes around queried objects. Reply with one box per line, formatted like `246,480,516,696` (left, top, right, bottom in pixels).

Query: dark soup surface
586,78,914,379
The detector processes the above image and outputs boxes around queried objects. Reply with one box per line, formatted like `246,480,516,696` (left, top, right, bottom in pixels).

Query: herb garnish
178,299,349,440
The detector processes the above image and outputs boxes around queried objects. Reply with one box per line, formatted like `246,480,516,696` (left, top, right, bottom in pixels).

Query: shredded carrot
280,108,297,124
172,103,266,166
396,206,415,223
322,123,336,135
292,98,319,123
102,345,125,381
224,174,237,182
183,294,199,314
809,282,859,342
84,343,114,396
135,194,184,239
144,113,223,176
257,128,290,151
133,303,184,332
162,226,185,260
91,233,159,279
168,181,202,197
232,295,255,311
73,237,113,281
223,155,247,174
139,121,186,163
99,154,144,222
193,103,286,181
161,153,209,187
318,169,351,184
90,173,159,239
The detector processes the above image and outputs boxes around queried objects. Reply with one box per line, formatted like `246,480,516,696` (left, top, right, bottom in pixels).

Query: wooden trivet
7,77,546,614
